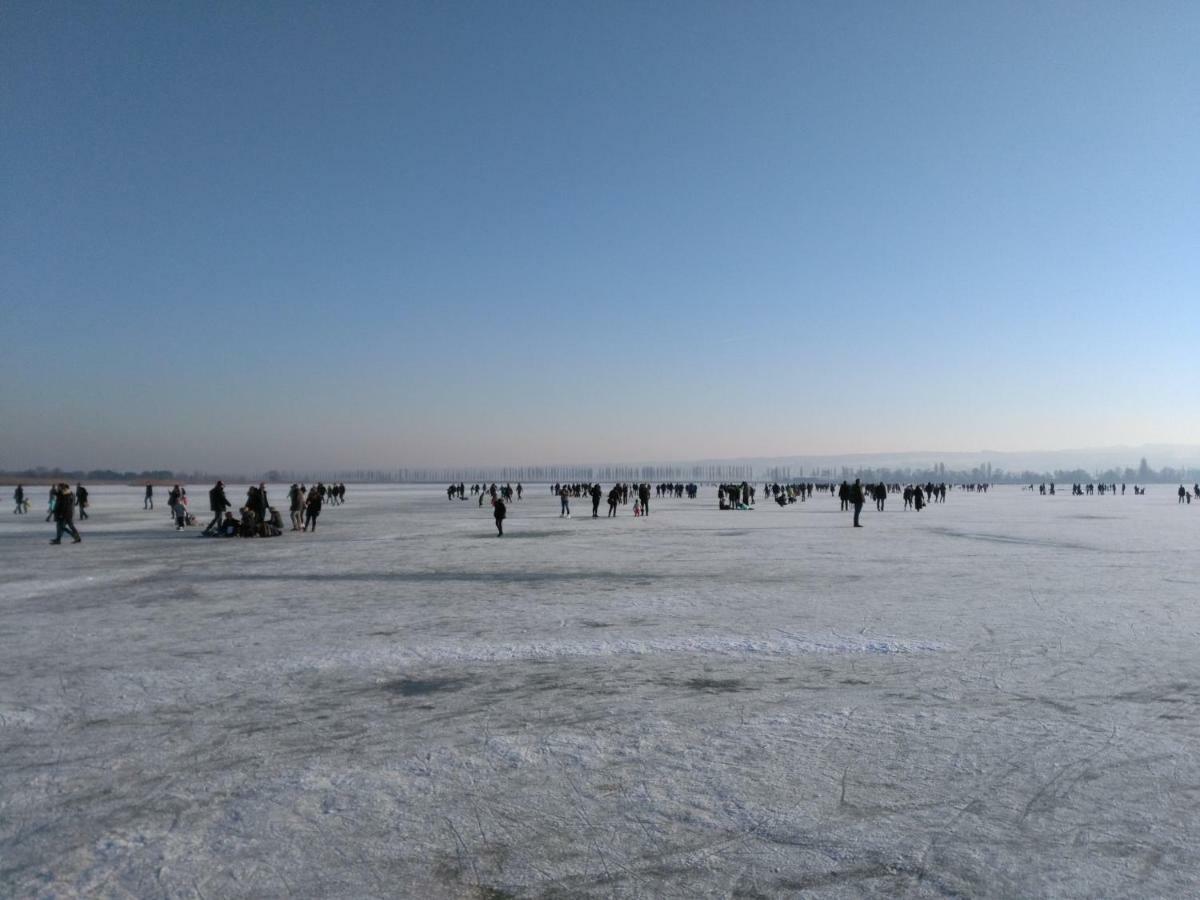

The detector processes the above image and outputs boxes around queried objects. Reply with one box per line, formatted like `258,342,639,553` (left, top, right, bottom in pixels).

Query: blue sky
2,1,1197,471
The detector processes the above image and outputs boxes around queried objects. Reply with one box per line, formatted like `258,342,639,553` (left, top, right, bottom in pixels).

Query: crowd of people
13,476,1198,544
6,480,348,544
199,481,345,537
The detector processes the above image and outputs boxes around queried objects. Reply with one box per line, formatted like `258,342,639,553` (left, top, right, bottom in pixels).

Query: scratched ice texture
1,483,1197,898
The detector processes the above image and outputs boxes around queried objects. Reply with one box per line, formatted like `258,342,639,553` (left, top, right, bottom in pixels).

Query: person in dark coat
638,483,651,516
850,479,865,528
303,486,322,532
206,481,231,533
13,484,25,514
76,484,89,519
288,483,304,531
493,497,507,536
590,483,602,517
144,482,154,509
254,482,270,520
50,483,81,544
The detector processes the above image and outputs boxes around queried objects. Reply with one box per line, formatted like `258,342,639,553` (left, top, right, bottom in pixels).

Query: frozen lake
1,483,1197,898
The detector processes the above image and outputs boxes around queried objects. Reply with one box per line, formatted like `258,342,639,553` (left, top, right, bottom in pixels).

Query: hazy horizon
5,441,1200,480
3,2,1197,472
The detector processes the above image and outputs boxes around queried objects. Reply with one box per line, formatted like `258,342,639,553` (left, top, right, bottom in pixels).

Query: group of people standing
449,482,525,502
200,481,340,537
555,482,655,519
11,484,88,543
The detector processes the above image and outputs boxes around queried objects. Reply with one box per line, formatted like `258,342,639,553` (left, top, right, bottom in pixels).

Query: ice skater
50,484,81,544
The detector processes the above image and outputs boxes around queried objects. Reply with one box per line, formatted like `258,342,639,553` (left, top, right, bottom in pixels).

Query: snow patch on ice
299,632,948,669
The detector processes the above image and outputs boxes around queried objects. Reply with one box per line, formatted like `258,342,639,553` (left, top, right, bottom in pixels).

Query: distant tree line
266,456,1199,485
817,456,1198,485
0,467,239,484
4,456,1196,485
264,464,759,484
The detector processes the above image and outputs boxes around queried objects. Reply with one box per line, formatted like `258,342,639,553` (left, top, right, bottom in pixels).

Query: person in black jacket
493,497,507,536
13,484,25,514
850,479,865,527
206,481,231,533
303,486,322,532
590,483,602,517
638,483,651,517
50,483,81,544
144,482,154,509
254,482,269,520
76,484,89,519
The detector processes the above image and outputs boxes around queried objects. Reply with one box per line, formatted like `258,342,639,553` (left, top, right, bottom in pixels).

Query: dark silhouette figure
850,479,865,527
304,486,322,531
207,481,231,533
50,484,81,544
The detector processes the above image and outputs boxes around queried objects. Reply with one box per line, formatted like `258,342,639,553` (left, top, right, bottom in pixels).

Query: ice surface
1,484,1197,898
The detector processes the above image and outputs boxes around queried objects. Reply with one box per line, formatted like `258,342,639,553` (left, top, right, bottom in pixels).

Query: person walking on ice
206,481,231,534
850,478,865,527
50,483,81,544
559,485,571,518
493,496,507,535
12,484,25,514
303,485,322,531
144,482,154,509
288,483,304,531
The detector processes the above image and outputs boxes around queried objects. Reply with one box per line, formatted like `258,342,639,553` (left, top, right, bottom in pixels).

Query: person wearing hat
206,480,231,534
